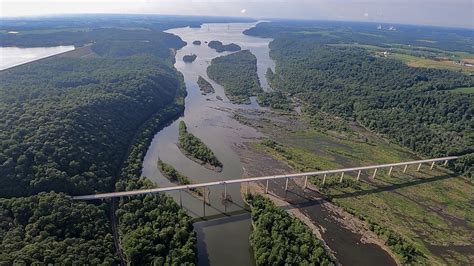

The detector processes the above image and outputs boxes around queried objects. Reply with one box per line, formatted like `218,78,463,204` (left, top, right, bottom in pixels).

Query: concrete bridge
73,156,458,201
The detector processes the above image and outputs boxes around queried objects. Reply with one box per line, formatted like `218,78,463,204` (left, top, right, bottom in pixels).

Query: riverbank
232,107,474,264
236,138,398,265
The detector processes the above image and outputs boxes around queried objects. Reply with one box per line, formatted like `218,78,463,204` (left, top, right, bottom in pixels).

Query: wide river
142,21,274,265
142,21,396,266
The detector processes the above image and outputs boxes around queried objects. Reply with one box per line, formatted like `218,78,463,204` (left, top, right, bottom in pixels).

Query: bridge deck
73,156,458,200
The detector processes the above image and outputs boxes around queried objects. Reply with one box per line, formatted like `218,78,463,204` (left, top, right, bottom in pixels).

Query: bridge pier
71,156,459,201
372,168,378,179
417,163,422,171
224,183,227,200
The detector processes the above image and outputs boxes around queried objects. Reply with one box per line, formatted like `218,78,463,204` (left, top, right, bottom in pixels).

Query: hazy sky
1,0,473,28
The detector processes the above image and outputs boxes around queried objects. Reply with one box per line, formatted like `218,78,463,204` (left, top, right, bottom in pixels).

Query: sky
1,0,473,28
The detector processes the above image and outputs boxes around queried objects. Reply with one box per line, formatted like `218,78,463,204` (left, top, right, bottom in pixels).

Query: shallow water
142,21,396,266
0,46,75,70
141,21,273,265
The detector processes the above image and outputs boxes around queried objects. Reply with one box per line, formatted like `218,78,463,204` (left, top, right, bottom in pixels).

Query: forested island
178,121,223,171
207,50,262,104
208,40,241,52
157,159,203,197
183,54,197,62
193,40,201,45
197,75,215,94
248,194,335,265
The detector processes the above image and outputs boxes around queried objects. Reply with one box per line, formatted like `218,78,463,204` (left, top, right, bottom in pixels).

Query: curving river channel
142,21,273,265
141,22,396,266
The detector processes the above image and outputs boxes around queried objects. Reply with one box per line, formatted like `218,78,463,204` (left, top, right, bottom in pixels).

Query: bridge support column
417,163,422,171
304,176,308,189
372,168,378,179
265,180,269,194
285,177,289,191
403,164,408,173
444,160,448,166
356,170,361,181
322,174,327,185
388,166,393,176
339,172,344,183
246,182,249,195
179,190,182,208
430,161,435,170
203,187,206,217
224,183,227,201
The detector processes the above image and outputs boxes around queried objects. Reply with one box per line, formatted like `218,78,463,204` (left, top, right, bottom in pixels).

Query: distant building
388,26,397,31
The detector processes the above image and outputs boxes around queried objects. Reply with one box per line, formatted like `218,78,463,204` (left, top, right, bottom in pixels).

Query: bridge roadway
73,156,458,200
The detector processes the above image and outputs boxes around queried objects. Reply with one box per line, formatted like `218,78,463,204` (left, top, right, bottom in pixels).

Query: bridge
73,156,458,201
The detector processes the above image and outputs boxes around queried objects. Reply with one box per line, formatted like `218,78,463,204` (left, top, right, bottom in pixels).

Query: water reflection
0,46,75,70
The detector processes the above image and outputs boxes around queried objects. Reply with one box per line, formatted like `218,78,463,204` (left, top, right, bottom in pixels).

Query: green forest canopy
207,50,262,104
0,16,218,264
246,22,474,177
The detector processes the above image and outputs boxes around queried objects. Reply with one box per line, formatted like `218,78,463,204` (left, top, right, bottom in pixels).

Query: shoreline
234,138,400,265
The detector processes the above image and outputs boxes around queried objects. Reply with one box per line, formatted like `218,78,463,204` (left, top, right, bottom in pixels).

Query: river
141,21,273,265
141,21,396,265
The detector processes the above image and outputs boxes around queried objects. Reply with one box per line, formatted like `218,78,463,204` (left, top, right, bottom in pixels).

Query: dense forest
0,16,205,263
245,23,474,177
248,194,335,265
0,192,117,264
183,54,197,63
197,75,215,94
208,40,241,52
178,121,222,170
207,50,262,104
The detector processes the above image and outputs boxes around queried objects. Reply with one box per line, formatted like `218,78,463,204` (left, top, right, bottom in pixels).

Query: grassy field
450,86,474,94
332,43,474,74
241,110,473,265
389,53,474,74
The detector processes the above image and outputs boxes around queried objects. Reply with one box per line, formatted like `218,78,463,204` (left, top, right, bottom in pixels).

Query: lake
0,46,75,71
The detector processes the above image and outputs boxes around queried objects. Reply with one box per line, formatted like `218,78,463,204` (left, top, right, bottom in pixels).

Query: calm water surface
142,21,273,265
142,21,396,266
0,46,75,70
